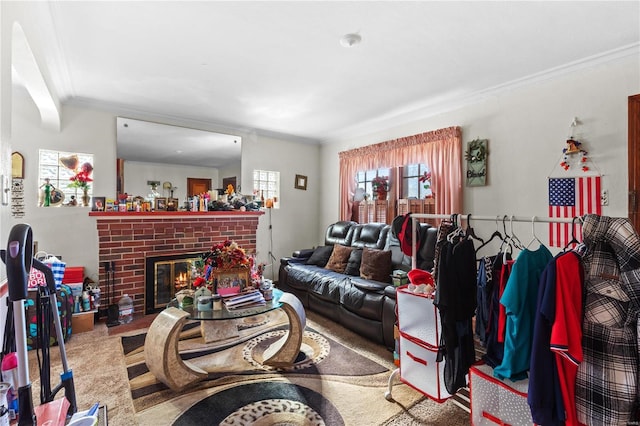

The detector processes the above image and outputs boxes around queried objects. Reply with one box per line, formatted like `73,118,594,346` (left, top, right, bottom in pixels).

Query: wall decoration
465,139,488,186
559,137,589,172
11,178,24,218
295,174,307,190
11,152,24,178
547,121,604,248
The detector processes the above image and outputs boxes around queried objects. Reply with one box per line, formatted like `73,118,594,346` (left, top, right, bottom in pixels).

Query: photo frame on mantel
154,197,167,211
295,174,307,190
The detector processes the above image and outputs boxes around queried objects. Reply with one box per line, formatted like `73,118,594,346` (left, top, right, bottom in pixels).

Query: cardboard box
72,311,95,333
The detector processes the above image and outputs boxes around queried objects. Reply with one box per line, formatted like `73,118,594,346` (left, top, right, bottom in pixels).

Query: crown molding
322,42,640,144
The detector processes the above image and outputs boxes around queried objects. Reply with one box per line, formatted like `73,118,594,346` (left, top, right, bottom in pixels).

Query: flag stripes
548,176,601,248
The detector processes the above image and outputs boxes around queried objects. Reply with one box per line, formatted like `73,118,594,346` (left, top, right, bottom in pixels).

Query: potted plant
371,176,390,200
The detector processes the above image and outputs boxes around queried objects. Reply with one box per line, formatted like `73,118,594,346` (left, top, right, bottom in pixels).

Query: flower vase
81,189,90,207
376,189,387,200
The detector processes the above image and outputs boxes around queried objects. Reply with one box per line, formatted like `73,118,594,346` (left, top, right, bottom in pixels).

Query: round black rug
173,381,344,425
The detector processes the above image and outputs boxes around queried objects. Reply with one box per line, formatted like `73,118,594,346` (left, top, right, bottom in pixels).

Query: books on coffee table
223,290,266,309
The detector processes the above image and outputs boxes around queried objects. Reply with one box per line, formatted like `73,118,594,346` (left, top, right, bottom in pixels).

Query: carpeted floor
28,311,471,425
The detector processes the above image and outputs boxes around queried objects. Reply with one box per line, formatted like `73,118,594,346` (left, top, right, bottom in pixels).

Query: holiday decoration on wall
465,138,488,186
547,117,603,248
559,137,590,172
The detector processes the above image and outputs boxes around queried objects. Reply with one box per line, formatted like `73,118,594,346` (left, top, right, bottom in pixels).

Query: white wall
7,86,322,283
320,55,639,251
8,91,116,281
242,133,321,280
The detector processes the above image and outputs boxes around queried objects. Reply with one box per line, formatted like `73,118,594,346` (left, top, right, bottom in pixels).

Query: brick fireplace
90,211,263,316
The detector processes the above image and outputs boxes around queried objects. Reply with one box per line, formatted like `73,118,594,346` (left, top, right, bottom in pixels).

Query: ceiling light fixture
340,33,362,48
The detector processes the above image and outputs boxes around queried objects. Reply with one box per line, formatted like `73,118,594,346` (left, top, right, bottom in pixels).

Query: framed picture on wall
295,174,307,190
154,197,167,211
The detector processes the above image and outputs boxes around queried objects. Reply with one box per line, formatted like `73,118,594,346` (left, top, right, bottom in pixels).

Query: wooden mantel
89,210,264,219
90,210,264,316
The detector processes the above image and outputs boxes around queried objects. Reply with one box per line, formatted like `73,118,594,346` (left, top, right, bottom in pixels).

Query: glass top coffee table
144,288,306,391
168,288,284,320
168,289,285,342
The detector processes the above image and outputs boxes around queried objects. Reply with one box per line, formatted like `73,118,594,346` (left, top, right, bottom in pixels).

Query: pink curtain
339,126,462,221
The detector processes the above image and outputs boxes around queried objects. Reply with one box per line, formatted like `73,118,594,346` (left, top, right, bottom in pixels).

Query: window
39,149,94,207
356,168,391,199
402,163,432,199
339,126,462,222
253,170,280,208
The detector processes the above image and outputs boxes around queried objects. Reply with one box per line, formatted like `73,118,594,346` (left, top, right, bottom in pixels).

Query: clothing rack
408,213,581,269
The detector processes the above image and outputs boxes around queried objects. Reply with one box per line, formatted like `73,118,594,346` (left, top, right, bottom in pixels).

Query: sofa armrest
281,256,308,266
292,248,315,259
384,285,398,300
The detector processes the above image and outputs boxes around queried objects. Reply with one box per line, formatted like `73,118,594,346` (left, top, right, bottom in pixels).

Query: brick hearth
90,211,263,315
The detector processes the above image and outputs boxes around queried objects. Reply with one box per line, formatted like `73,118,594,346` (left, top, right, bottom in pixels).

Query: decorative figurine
39,178,55,207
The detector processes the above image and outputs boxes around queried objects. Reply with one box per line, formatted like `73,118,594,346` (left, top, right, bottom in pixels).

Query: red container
62,266,84,284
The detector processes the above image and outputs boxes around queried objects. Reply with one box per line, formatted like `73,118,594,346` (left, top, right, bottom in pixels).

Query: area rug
122,310,438,425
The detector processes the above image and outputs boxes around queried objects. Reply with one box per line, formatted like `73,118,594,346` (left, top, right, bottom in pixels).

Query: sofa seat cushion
284,264,326,290
284,264,348,304
341,279,385,320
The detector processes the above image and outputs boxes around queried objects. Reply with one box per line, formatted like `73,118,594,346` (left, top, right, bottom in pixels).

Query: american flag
548,176,601,247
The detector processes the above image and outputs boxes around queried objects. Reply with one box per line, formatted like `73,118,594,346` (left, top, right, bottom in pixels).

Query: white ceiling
12,1,640,163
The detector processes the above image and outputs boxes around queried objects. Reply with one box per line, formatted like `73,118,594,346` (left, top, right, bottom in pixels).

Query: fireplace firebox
145,252,202,314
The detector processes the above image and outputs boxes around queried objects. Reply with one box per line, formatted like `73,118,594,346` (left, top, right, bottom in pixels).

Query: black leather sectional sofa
278,219,437,350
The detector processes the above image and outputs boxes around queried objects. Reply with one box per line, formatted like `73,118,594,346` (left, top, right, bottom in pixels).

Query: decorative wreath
465,139,487,163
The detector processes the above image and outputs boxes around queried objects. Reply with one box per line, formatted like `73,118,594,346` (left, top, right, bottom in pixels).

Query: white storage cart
470,363,534,425
385,285,452,403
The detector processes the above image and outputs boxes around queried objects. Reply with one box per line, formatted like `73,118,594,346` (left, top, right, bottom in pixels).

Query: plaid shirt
576,214,640,425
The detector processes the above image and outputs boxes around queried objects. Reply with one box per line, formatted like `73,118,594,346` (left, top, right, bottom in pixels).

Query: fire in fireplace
145,252,202,314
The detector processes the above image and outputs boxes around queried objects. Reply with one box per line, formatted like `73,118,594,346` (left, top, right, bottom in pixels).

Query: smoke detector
340,33,362,48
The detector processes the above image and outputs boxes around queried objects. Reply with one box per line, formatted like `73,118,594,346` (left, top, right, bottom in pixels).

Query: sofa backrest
351,223,390,250
386,220,438,271
325,221,356,246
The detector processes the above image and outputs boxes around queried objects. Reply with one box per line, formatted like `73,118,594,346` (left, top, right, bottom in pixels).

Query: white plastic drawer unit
396,285,451,402
398,332,452,402
470,363,534,426
396,286,442,347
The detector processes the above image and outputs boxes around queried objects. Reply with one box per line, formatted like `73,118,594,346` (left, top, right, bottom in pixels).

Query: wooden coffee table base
144,292,306,391
144,307,208,391
200,319,240,343
262,292,306,367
